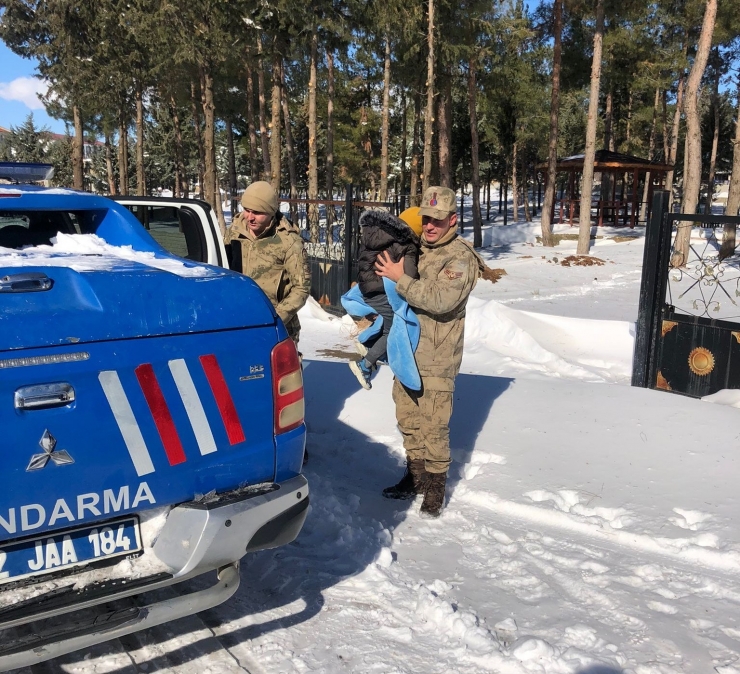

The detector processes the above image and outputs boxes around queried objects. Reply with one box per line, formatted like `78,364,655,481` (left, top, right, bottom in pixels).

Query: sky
0,43,66,134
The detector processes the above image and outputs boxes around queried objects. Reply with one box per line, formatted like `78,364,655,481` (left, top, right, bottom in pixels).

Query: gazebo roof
538,149,673,172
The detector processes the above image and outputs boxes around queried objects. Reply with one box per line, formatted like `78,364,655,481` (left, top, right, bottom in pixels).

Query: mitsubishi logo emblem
26,430,74,471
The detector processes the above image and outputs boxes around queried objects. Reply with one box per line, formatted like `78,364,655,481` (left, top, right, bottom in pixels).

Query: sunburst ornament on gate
688,347,715,376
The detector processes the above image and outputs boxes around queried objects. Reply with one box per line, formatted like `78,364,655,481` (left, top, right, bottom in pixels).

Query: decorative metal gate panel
633,191,740,397
286,187,397,314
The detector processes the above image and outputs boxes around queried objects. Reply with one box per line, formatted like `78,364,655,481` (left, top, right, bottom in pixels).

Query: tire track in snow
456,486,740,577
441,499,740,672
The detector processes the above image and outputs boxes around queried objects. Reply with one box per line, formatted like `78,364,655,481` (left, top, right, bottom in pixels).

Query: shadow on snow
52,361,510,673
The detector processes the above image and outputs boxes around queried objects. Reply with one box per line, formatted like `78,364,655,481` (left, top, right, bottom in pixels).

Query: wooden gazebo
537,150,673,228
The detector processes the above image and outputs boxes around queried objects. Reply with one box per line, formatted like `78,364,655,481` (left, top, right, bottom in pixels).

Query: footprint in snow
647,600,678,615
524,488,633,529
669,507,712,531
461,451,506,480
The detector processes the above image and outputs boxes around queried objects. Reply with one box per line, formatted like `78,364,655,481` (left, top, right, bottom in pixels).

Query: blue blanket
341,279,421,391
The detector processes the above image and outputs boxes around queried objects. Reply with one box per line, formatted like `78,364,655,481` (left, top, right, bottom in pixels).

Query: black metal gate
287,186,397,314
633,190,740,397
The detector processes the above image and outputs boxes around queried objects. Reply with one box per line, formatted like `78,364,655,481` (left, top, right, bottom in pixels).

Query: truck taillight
271,338,304,434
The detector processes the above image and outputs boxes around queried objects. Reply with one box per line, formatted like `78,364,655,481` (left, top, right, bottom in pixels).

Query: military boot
382,459,427,499
419,471,447,518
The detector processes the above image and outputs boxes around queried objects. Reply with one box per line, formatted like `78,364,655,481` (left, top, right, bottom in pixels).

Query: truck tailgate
0,327,277,544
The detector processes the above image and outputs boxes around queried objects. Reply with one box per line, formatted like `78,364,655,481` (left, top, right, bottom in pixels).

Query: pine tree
3,114,50,163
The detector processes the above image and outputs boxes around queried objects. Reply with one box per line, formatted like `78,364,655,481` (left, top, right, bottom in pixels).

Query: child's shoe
349,359,373,390
354,339,368,358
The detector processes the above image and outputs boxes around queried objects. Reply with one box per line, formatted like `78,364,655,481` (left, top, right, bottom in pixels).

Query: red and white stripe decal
169,358,217,455
199,354,246,445
100,355,245,474
98,371,156,477
135,364,187,466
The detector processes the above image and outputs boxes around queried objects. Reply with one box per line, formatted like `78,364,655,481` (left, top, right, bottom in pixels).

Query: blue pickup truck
0,164,308,669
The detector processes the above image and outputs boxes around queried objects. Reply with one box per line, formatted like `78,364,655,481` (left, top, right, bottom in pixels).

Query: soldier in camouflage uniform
376,186,479,517
224,181,311,344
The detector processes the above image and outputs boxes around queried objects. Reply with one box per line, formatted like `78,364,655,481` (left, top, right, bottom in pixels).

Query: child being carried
348,207,422,390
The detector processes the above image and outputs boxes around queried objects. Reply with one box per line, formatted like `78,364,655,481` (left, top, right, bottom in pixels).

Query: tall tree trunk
486,169,491,220
400,90,408,204
422,0,435,196
468,55,482,247
603,88,613,150
246,61,259,183
270,48,282,192
326,48,335,202
104,131,115,194
726,79,740,217
257,39,271,181
308,29,319,239
675,0,717,266
437,71,452,188
360,105,375,198
72,104,84,190
410,90,422,206
326,48,335,241
118,114,129,196
460,155,466,229
212,142,226,233
540,0,562,247
280,64,298,224
626,89,633,148
602,88,613,204
705,55,720,214
577,0,605,255
169,95,185,198
201,66,222,236
666,53,686,212
503,162,508,226
190,80,205,199
720,78,740,259
226,119,238,217
380,31,391,201
640,87,660,222
511,141,519,223
173,159,180,199
522,152,531,222
662,89,669,162
135,81,146,196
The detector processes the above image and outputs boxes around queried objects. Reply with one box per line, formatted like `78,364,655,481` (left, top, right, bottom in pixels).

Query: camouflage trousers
392,377,453,474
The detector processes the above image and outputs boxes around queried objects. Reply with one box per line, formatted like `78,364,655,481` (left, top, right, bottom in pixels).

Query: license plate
0,517,142,585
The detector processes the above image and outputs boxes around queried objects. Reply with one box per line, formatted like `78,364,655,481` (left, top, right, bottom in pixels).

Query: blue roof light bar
0,162,55,183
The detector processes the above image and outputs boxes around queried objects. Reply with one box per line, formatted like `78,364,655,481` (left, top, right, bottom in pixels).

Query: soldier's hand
375,251,404,282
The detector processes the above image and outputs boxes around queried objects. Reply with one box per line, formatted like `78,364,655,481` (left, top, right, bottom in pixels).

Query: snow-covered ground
12,215,740,674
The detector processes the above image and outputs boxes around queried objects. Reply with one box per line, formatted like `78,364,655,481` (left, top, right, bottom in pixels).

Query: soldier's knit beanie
241,181,279,216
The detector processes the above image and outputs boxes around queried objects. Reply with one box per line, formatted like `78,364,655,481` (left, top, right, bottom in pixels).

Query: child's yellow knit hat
399,207,423,236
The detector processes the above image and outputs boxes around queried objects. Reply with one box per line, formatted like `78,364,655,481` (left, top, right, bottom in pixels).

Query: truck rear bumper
0,474,309,670
154,474,309,578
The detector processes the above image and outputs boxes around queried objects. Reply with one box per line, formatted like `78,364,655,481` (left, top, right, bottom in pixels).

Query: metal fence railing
284,186,397,314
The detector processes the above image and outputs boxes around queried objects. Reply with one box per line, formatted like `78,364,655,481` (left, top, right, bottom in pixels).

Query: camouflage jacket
395,228,479,389
224,214,311,338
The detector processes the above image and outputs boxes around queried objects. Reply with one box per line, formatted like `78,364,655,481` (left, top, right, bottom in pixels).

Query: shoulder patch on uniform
442,258,469,280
